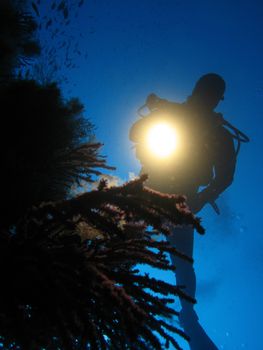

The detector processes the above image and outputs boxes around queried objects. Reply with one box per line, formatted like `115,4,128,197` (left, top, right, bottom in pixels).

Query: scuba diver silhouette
129,73,249,350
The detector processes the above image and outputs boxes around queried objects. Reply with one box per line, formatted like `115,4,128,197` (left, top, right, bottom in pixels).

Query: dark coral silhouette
0,176,204,350
0,1,205,349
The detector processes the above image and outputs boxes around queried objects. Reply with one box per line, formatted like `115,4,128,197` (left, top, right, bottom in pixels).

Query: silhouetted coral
0,175,204,350
0,2,205,349
0,79,113,228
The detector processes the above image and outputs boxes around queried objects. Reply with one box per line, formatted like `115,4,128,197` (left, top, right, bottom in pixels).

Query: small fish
48,47,56,55
78,0,84,7
51,29,58,38
31,2,40,16
46,19,52,29
65,20,70,25
57,0,65,11
63,7,69,19
51,1,56,10
25,69,30,79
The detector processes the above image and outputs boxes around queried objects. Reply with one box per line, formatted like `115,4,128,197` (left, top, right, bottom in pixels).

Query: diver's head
187,73,226,111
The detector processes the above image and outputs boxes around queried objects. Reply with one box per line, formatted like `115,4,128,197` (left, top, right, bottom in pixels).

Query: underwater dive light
146,122,179,159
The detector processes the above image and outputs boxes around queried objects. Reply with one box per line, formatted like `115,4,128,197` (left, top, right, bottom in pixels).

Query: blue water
37,0,263,348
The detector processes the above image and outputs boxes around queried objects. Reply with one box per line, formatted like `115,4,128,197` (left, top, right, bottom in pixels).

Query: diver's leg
168,226,218,350
167,226,197,317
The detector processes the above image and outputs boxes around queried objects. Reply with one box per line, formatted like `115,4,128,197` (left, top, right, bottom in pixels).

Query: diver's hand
189,193,207,214
190,191,212,214
146,93,161,110
146,93,169,111
190,189,219,214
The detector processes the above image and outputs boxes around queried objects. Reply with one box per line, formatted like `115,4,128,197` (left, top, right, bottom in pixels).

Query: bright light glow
147,122,178,158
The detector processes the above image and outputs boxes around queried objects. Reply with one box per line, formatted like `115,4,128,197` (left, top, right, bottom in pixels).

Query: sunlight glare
147,122,178,158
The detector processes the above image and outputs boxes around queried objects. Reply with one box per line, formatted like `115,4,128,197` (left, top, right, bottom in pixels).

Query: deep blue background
39,1,263,348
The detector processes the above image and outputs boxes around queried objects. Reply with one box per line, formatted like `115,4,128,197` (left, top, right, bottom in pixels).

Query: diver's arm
129,116,151,143
129,114,164,143
199,127,236,203
146,93,182,113
129,119,141,143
